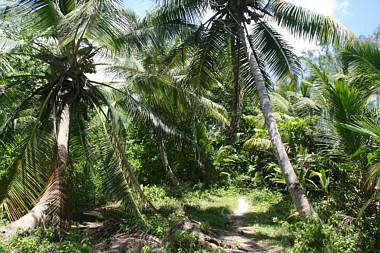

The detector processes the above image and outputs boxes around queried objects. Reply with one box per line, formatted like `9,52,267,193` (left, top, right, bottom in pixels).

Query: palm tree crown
0,0,155,235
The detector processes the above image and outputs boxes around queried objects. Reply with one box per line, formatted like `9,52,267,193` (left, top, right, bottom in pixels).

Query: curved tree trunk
238,26,317,218
1,103,70,237
158,139,180,187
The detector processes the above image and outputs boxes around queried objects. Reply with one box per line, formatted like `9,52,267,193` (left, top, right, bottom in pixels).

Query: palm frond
340,40,380,92
18,0,62,32
250,22,301,81
63,0,137,51
365,163,380,192
0,89,55,220
243,137,272,151
245,27,274,95
142,0,208,28
301,57,331,87
344,117,380,141
269,91,290,114
185,19,227,90
324,80,365,154
271,0,355,45
88,93,155,212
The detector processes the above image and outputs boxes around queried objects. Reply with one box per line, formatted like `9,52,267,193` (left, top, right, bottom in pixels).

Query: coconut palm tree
144,0,354,217
109,40,229,185
0,0,159,236
340,40,380,97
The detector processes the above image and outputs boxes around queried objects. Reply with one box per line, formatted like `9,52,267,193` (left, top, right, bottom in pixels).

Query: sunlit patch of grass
144,185,294,249
181,187,240,232
245,188,294,250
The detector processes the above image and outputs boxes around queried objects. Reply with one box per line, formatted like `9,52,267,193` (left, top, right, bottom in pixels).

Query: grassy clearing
146,185,294,249
0,186,295,252
145,185,241,233
245,188,294,250
182,188,239,232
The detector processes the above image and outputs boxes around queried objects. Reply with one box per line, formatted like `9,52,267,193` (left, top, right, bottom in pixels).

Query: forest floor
173,187,294,252
219,197,283,252
0,187,294,252
78,190,292,252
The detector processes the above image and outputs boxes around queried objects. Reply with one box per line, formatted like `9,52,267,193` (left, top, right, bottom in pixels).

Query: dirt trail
220,197,282,253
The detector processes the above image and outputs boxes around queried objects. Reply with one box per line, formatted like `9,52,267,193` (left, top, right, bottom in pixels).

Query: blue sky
122,0,380,37
332,0,380,36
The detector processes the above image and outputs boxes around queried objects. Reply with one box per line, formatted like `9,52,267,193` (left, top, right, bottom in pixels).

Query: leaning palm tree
109,41,229,184
0,0,157,236
144,0,354,217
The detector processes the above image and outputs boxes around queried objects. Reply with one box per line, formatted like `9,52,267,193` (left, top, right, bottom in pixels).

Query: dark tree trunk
226,36,244,145
226,78,244,145
158,139,180,187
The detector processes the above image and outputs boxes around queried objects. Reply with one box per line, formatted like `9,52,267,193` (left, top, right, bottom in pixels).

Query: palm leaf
0,89,55,220
18,0,62,31
250,22,301,81
271,0,354,45
243,137,272,151
340,40,380,92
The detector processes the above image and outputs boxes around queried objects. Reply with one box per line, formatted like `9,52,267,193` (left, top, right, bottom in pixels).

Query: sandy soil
219,197,282,253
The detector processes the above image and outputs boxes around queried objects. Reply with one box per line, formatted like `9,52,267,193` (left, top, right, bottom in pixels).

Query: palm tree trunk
1,103,70,236
238,26,317,218
226,37,244,145
158,139,180,187
226,78,244,145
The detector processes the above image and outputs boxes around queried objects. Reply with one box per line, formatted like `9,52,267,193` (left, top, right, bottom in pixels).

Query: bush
0,227,91,253
284,214,358,253
166,230,199,253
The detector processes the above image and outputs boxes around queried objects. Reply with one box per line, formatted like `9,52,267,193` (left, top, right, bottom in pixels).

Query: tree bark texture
226,77,244,145
158,139,180,187
226,36,244,145
0,103,70,237
237,26,317,218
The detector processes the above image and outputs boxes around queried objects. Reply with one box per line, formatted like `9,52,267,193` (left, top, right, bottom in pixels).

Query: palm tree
302,42,380,217
0,0,157,235
145,0,354,217
340,40,380,97
109,40,229,185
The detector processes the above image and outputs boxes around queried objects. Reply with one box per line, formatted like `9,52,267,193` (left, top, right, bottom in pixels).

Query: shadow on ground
183,204,232,232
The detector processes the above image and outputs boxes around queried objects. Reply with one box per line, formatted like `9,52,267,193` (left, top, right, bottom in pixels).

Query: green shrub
357,215,380,252
1,227,91,253
284,214,358,253
166,230,199,253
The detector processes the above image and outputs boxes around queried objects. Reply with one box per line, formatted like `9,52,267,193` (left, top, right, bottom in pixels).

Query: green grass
245,188,294,250
183,195,237,232
145,184,240,232
147,185,294,250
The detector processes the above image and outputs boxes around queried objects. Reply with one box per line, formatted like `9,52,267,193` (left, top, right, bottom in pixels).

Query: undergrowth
0,227,91,253
1,185,378,252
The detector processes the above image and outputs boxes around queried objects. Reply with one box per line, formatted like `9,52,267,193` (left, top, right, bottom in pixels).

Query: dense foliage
0,1,379,252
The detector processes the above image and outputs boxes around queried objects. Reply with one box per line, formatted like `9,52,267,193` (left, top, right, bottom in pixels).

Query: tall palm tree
145,0,354,217
0,0,156,235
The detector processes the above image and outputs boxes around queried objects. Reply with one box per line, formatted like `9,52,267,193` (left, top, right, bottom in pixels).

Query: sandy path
220,197,282,253
234,197,250,215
